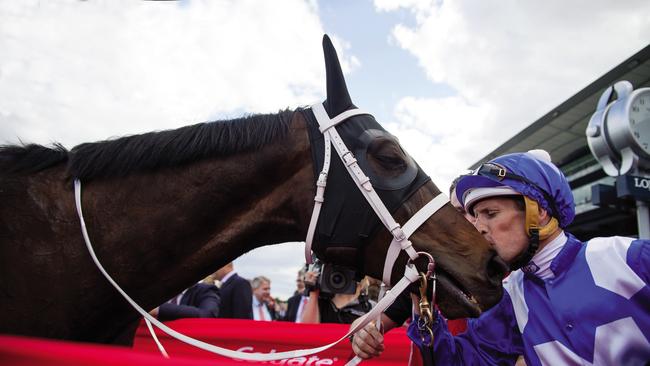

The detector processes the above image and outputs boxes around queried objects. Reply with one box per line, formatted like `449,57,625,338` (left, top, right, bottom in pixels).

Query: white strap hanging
75,179,422,362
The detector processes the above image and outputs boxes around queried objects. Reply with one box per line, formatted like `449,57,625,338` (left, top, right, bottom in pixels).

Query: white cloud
374,0,436,21
385,95,493,190
0,0,359,148
377,0,650,190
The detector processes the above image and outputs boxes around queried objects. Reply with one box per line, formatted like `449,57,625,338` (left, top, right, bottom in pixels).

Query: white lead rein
74,179,421,362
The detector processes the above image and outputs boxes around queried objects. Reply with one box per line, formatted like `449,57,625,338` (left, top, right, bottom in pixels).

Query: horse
0,35,507,345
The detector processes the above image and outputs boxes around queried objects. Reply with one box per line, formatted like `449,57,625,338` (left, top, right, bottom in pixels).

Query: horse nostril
487,253,508,285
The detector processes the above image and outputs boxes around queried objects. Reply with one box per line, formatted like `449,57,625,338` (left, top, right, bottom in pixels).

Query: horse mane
0,109,295,181
0,143,69,175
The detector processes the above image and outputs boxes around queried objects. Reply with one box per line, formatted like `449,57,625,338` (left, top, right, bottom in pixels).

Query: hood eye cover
354,129,418,191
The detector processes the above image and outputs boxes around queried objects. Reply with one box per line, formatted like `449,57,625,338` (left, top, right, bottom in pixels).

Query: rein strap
74,178,419,362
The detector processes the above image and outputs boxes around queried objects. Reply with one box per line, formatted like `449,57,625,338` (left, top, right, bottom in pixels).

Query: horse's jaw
430,243,507,319
435,270,494,319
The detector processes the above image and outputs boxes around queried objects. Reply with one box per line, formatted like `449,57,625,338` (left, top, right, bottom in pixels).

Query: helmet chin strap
510,197,559,271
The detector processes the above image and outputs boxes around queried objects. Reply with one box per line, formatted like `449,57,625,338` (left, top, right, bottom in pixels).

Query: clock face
629,90,650,155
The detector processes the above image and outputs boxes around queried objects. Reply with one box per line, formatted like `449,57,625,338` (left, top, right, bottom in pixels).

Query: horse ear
322,34,356,117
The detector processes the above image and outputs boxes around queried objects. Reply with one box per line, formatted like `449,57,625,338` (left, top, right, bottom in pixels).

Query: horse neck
86,113,315,301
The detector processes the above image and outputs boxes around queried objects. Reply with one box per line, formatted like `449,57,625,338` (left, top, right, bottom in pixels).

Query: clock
586,80,650,176
627,89,650,154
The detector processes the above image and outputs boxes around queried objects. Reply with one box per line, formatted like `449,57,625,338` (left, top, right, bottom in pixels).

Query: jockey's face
471,196,528,265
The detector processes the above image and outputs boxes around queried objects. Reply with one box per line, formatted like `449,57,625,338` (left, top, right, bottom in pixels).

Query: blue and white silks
408,233,650,365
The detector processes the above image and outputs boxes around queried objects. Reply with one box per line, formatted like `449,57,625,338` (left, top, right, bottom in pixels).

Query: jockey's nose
472,215,488,235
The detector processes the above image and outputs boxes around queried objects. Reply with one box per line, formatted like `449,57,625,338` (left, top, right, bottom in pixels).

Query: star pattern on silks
520,247,650,365
534,317,650,365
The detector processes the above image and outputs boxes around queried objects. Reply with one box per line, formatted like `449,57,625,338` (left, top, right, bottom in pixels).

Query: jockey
406,150,650,365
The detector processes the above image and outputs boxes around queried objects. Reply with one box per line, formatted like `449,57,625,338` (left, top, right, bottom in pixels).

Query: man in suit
251,276,275,321
150,282,220,321
282,268,308,322
214,262,253,319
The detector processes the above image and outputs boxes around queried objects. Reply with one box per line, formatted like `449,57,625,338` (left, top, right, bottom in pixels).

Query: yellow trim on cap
524,196,559,240
539,218,559,240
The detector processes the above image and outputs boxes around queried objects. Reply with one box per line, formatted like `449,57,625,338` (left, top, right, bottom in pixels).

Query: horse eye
367,139,408,175
374,154,407,171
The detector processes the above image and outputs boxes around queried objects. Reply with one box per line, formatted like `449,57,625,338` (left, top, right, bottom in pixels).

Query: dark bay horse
0,36,506,345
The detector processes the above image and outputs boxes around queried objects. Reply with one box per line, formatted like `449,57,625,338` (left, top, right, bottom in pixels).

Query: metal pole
637,200,650,239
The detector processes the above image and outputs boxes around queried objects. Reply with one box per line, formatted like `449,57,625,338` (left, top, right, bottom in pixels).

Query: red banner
133,319,417,365
0,318,423,365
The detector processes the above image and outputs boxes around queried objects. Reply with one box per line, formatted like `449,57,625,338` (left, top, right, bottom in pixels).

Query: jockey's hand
351,320,384,359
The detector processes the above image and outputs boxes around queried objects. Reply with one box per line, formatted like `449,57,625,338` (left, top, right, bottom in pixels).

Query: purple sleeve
408,291,524,365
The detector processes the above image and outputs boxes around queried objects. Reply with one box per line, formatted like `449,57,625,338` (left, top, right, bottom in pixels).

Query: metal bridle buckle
408,252,436,347
417,272,434,346
407,251,435,277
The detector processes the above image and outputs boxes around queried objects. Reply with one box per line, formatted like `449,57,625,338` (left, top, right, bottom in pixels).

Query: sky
1,0,649,300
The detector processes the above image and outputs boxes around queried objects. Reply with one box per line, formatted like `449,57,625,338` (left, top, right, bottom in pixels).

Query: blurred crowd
149,261,382,325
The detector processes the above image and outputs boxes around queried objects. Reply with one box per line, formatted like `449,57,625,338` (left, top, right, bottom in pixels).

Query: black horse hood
304,35,431,267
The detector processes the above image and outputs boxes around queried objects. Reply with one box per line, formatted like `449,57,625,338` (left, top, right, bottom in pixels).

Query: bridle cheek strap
304,103,369,264
304,131,332,264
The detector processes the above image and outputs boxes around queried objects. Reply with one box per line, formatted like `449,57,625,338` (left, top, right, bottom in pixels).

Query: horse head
307,35,506,318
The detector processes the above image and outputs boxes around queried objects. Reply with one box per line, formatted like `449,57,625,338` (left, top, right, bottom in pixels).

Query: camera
320,263,357,294
304,259,357,294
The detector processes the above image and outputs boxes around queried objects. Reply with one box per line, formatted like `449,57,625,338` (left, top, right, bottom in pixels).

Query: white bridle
72,102,448,364
305,102,449,286
304,102,448,365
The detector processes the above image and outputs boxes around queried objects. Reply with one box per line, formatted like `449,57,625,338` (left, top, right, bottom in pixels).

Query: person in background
360,150,650,365
294,267,306,296
214,262,253,319
201,271,219,286
301,273,373,324
251,276,276,321
282,267,310,322
149,281,220,321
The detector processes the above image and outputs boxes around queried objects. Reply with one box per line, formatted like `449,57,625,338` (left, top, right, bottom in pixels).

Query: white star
533,317,650,365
